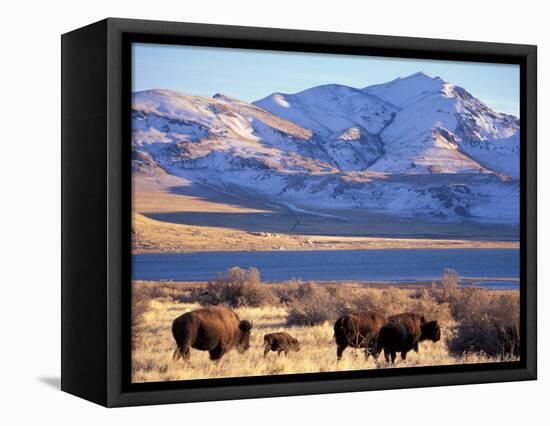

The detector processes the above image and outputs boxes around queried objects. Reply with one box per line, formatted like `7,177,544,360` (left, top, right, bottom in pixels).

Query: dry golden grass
132,281,516,383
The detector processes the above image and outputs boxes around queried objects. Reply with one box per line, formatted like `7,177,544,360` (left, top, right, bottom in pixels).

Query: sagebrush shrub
132,283,151,348
429,270,520,358
203,267,276,307
286,282,341,326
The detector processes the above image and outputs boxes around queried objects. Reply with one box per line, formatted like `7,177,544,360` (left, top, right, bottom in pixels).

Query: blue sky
132,43,520,116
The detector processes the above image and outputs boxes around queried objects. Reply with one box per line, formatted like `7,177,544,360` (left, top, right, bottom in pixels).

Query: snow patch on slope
254,84,398,136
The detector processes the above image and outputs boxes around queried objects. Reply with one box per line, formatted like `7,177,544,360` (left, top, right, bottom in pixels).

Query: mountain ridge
131,72,519,224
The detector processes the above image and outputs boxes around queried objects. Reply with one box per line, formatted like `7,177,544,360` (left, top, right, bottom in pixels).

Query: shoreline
132,278,520,291
132,235,519,254
132,185,519,254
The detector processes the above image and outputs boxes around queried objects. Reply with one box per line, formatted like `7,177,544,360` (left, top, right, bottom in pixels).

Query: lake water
132,248,519,288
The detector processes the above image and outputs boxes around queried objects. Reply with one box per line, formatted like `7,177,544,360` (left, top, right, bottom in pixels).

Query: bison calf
377,312,441,364
334,311,386,360
263,332,300,357
172,306,253,362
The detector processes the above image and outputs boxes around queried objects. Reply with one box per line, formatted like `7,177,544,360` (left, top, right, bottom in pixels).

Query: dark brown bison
172,306,253,361
334,311,386,360
377,322,415,364
263,332,300,357
377,312,441,363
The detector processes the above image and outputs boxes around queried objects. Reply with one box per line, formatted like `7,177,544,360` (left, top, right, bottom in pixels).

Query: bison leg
365,340,378,360
263,347,270,358
209,344,226,361
336,344,347,361
390,351,397,364
284,350,288,357
371,344,382,361
413,342,419,353
401,351,407,360
364,342,372,360
173,345,190,361
384,349,389,363
373,340,383,361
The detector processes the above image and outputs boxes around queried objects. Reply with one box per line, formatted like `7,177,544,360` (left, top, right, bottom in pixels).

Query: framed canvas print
61,18,537,407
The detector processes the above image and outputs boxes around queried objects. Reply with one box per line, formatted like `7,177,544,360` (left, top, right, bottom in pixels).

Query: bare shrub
407,288,453,323
286,283,340,326
429,271,520,358
430,268,461,303
203,267,276,307
274,279,307,304
132,283,151,348
284,282,453,327
130,281,209,305
426,269,520,357
447,290,520,358
166,285,209,304
442,268,460,287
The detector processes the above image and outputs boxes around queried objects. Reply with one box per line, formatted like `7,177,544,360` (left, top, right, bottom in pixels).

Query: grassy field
131,276,519,383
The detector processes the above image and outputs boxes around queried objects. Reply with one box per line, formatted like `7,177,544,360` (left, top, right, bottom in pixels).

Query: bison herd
334,311,441,363
172,306,441,364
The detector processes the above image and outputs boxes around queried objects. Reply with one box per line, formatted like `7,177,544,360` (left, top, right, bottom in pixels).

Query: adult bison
377,322,415,364
377,312,441,363
263,332,300,357
334,311,386,360
172,306,253,362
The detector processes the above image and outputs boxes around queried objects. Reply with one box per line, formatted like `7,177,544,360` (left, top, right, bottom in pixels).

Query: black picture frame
61,17,537,407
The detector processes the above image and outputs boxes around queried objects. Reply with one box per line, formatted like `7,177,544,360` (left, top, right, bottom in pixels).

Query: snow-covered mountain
132,73,520,224
363,72,519,177
253,84,397,170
